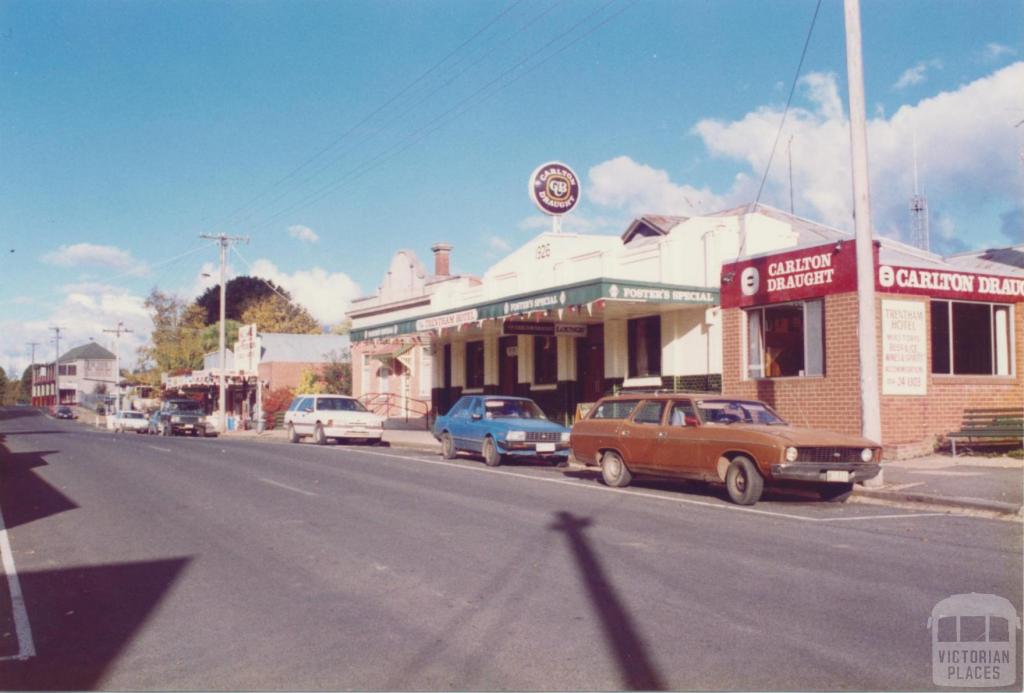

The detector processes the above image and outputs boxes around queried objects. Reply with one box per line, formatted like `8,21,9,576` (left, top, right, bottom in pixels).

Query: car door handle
657,431,666,438
620,430,629,437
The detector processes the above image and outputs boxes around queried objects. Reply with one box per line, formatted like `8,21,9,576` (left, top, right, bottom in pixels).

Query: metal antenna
910,129,930,251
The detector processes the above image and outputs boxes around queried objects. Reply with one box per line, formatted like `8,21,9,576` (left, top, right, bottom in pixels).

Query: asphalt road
1,407,1021,691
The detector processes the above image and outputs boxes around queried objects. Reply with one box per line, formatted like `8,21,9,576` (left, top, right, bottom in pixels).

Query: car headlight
560,431,571,443
506,431,525,442
861,448,874,463
785,446,799,462
172,415,182,423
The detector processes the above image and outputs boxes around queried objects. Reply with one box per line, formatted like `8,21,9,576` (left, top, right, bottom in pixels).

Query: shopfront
720,238,1024,457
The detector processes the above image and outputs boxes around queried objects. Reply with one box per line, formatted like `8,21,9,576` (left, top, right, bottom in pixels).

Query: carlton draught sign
529,162,580,216
721,240,858,308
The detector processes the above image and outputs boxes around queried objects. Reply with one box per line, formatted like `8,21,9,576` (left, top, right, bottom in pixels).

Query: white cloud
893,59,942,90
983,43,1016,62
684,62,1024,249
588,156,726,216
487,236,511,253
287,225,320,243
42,243,148,276
247,260,360,325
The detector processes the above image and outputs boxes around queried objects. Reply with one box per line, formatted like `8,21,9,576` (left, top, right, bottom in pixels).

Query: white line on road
258,477,318,497
147,445,172,453
346,449,944,524
0,504,36,661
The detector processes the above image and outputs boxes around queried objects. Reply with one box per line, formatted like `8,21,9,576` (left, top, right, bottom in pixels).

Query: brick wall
723,292,1024,458
259,361,319,392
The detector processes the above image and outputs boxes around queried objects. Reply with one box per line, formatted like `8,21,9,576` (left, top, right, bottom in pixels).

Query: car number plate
536,443,556,452
826,470,850,483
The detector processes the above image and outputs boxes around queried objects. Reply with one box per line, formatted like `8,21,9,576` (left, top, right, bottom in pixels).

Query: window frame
533,335,558,386
744,299,825,380
465,340,485,389
930,299,1014,377
627,315,661,378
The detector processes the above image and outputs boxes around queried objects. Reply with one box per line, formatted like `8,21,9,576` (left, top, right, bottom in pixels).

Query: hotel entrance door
577,324,604,403
498,336,518,394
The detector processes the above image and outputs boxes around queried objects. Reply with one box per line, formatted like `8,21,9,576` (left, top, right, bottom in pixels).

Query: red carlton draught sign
720,240,859,308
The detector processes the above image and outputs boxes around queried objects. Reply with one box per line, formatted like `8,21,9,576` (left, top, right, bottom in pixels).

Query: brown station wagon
570,393,881,505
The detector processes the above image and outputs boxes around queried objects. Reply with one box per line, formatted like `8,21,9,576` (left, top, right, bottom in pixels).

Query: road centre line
0,504,36,661
258,477,318,497
147,445,172,453
345,449,944,524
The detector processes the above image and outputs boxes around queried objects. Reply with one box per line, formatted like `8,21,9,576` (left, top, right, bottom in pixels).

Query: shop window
746,300,824,378
628,316,661,378
534,336,557,385
465,341,485,389
930,301,1012,376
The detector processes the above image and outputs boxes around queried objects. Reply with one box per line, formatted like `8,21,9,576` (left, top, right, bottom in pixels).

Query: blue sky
1,0,1022,375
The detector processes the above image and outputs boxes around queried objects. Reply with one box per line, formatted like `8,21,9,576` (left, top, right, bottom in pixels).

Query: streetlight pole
103,322,133,412
26,342,39,405
199,233,249,432
843,0,883,483
50,327,63,408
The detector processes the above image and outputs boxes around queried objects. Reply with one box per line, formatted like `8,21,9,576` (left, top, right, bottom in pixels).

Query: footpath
74,407,1022,518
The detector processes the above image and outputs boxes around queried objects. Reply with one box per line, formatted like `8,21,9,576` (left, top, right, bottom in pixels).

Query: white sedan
114,410,150,433
283,394,385,445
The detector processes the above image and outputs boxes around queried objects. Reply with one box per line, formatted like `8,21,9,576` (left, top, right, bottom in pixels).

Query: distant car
55,406,75,420
570,393,882,505
113,410,149,434
284,394,385,445
152,399,207,437
432,395,570,467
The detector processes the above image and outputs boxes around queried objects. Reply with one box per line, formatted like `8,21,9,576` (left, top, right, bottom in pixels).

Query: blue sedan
433,395,570,467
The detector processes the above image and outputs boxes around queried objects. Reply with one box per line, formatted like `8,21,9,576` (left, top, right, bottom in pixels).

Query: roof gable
60,342,116,363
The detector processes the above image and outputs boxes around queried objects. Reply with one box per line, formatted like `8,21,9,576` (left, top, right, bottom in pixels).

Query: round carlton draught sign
529,162,580,216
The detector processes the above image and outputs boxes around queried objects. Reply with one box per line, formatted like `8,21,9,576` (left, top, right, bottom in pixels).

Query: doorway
576,324,604,403
499,336,518,394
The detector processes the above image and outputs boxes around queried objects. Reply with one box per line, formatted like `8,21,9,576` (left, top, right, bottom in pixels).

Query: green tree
194,276,288,325
199,320,242,356
294,368,329,394
320,351,352,395
0,367,7,405
330,318,352,335
240,293,321,334
140,289,206,376
21,365,32,396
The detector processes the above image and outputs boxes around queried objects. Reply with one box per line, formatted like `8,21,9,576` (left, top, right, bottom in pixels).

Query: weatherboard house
32,342,117,408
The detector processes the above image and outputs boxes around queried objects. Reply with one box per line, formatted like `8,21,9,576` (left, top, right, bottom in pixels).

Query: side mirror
685,415,699,426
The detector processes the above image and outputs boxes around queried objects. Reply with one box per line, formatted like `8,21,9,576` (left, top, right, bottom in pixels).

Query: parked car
284,394,385,445
151,399,207,437
55,406,75,419
113,410,149,434
570,393,881,505
433,395,570,467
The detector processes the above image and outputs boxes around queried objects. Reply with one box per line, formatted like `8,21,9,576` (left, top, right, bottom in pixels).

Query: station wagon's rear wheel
482,437,502,467
819,482,854,503
440,432,456,459
287,423,299,444
600,451,632,488
313,423,326,445
725,455,764,505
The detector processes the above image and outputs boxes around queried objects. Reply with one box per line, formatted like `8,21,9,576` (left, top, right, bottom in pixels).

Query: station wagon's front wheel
287,423,299,444
313,424,326,445
440,432,456,459
482,437,502,467
725,456,764,505
600,451,632,488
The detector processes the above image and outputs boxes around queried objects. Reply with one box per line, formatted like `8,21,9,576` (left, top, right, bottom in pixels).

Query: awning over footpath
351,277,718,342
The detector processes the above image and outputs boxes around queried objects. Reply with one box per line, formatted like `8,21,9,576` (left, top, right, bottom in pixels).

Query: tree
294,368,329,394
240,294,321,334
330,318,352,335
0,367,7,405
320,351,352,395
194,276,288,325
21,366,32,396
139,289,206,376
199,320,242,356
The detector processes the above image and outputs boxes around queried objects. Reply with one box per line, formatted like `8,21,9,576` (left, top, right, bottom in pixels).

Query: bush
261,387,295,430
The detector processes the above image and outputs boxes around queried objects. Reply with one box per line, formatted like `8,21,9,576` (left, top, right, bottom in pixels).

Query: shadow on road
0,436,78,530
0,557,192,690
549,511,665,691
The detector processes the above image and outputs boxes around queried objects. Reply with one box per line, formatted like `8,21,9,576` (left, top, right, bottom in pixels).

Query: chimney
431,242,452,277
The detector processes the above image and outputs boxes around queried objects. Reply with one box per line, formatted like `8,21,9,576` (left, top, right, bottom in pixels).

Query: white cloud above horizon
893,59,943,90
246,259,360,325
287,225,320,243
42,242,149,276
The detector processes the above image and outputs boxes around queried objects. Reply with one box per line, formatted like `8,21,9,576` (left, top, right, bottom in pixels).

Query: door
577,324,604,403
617,400,666,473
498,336,518,394
652,399,705,478
446,396,479,452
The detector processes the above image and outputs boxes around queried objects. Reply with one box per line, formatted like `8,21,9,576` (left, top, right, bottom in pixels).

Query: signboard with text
877,264,1024,302
881,300,927,396
720,240,859,308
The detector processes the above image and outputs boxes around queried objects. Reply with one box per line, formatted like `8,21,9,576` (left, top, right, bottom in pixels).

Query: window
746,300,824,378
58,364,77,376
591,400,638,420
533,336,557,385
632,401,665,425
628,316,661,377
465,341,485,389
446,397,472,418
931,301,1012,376
669,401,696,426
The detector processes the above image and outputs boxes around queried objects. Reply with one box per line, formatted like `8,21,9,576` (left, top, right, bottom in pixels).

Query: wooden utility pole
103,322,133,412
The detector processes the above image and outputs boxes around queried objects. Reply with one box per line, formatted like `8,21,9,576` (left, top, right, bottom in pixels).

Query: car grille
526,431,561,443
795,447,865,463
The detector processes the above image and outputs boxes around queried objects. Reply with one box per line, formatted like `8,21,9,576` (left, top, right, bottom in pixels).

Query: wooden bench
948,408,1024,456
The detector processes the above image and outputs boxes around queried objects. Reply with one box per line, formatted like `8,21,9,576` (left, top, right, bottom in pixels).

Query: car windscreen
483,399,546,419
316,398,367,412
696,399,787,425
166,401,202,412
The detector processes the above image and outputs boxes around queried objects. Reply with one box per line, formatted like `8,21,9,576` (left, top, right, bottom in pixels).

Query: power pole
843,0,883,484
50,327,63,408
103,322,133,412
199,233,249,432
26,342,39,405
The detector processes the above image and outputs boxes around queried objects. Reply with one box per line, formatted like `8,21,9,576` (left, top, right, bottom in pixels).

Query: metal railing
358,392,431,429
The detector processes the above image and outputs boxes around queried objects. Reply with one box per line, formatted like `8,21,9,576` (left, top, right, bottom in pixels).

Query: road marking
346,449,944,524
886,482,927,491
904,470,984,477
0,504,36,661
258,477,318,497
147,445,172,453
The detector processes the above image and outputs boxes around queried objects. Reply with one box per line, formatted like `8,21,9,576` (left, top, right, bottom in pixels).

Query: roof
59,342,116,363
943,245,1024,277
259,333,350,363
621,215,688,244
